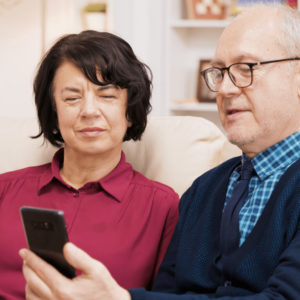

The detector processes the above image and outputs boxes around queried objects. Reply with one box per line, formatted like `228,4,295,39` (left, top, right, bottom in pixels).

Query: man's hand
19,243,131,300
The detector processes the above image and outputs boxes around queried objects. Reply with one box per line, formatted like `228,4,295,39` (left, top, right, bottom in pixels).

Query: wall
113,0,167,116
0,0,167,118
0,0,43,117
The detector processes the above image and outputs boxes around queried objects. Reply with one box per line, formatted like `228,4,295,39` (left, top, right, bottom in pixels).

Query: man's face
214,9,300,157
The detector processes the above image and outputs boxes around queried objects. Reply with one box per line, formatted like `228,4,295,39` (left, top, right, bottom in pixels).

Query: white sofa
0,116,241,196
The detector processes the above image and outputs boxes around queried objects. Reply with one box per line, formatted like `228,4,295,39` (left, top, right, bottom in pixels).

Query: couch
0,116,241,196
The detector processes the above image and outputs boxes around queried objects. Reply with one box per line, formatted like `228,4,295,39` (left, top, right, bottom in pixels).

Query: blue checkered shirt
225,130,300,246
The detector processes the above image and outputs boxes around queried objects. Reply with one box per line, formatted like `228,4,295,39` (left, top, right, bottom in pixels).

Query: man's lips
225,108,250,120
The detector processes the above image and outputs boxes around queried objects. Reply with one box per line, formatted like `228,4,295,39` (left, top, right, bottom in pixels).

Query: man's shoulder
178,156,241,210
194,156,241,185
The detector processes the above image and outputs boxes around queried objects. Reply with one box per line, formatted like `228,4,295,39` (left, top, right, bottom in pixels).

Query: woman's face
52,61,130,157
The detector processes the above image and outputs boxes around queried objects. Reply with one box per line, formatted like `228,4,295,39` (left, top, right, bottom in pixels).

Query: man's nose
218,71,240,95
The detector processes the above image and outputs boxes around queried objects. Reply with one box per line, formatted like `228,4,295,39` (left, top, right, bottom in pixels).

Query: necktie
220,156,254,254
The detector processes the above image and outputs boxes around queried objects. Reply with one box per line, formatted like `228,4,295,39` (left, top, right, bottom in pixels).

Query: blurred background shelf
166,0,225,129
169,19,232,28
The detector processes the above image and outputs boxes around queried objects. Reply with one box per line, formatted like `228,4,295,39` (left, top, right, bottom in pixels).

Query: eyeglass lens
205,63,252,92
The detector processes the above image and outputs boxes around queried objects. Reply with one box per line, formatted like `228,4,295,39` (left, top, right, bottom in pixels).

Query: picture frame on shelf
196,59,216,103
185,0,226,20
81,2,108,31
230,0,297,16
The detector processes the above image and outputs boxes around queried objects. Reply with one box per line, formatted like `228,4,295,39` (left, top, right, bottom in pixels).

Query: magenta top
0,149,179,299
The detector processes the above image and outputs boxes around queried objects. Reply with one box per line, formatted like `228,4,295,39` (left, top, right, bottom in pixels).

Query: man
20,3,300,299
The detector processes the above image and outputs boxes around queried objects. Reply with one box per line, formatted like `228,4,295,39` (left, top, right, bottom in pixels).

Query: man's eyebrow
210,59,223,66
211,54,262,66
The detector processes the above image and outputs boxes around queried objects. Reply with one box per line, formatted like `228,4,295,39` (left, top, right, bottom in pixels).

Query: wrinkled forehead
214,8,285,64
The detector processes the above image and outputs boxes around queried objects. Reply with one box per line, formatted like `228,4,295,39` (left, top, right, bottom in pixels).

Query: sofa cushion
123,116,241,196
0,116,241,196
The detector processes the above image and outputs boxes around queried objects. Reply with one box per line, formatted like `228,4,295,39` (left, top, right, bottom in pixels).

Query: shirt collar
252,131,300,180
99,152,133,202
38,149,133,202
38,148,65,192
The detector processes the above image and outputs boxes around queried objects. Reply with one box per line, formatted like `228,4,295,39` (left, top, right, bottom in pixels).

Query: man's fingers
25,284,48,300
63,242,105,276
19,248,69,291
20,245,130,300
22,259,53,299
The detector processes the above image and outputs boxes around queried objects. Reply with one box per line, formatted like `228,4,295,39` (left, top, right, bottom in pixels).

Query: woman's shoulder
0,163,51,184
131,169,179,202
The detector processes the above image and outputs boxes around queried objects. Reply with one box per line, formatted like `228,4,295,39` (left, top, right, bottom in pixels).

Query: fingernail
65,242,75,250
19,249,27,260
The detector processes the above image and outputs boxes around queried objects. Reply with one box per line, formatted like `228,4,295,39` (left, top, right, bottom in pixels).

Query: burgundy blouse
0,149,179,299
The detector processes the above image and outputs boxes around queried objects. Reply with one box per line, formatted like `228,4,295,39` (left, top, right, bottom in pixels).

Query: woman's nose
80,95,101,118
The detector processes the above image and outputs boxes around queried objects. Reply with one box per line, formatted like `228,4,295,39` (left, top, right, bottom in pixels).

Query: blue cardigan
130,157,300,299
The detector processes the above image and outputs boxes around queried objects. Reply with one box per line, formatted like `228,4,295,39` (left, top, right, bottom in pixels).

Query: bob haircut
33,30,152,147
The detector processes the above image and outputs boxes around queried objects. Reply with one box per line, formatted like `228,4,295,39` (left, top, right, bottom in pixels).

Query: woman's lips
79,127,105,137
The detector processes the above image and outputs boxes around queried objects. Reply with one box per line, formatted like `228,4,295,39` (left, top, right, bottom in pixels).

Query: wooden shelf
170,102,217,112
169,19,232,28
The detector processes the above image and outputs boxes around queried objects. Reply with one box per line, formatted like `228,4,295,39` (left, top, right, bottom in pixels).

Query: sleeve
129,190,300,300
150,185,195,293
152,191,180,282
129,226,300,299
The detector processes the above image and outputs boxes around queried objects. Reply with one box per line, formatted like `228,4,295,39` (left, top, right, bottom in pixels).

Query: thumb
63,242,99,275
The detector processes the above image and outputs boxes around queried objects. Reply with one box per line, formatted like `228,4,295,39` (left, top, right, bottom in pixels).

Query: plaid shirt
225,130,300,246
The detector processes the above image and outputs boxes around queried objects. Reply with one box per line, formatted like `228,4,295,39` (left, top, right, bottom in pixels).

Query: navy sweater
130,157,300,299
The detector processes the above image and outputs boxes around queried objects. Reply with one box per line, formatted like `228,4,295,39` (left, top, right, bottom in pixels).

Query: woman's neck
60,148,122,189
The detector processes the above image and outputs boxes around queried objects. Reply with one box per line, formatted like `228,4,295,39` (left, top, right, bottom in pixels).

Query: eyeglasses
201,57,300,92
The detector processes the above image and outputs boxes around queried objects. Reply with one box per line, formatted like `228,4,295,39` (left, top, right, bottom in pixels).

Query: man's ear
294,63,300,99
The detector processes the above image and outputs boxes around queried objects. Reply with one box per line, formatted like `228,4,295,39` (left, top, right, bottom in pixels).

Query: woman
0,31,179,299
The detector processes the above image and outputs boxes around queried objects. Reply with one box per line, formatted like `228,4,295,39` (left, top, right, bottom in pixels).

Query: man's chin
227,133,255,148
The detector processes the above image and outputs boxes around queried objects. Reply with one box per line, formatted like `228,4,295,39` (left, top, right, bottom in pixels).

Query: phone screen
20,206,76,278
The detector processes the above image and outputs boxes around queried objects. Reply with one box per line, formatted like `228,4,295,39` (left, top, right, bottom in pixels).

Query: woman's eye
99,94,116,99
65,97,79,101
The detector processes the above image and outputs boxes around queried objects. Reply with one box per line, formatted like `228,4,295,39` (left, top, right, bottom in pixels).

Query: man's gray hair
237,3,300,57
280,5,300,56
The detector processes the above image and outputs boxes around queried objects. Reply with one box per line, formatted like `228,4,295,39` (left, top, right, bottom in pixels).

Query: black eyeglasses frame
201,57,300,92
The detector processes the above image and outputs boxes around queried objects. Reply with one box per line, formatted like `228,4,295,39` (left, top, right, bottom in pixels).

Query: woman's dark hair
33,30,152,147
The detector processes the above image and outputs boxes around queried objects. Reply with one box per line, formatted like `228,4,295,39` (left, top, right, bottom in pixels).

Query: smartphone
20,206,76,278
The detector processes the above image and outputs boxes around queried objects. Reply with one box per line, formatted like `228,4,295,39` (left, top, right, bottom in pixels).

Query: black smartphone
20,206,76,278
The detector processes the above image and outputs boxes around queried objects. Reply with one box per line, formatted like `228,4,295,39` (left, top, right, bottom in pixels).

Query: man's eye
240,68,251,73
236,65,251,73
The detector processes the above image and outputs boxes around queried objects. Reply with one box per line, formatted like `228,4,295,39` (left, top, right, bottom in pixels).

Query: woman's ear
127,120,132,128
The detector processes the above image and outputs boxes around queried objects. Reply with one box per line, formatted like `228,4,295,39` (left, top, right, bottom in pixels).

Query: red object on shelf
286,0,297,9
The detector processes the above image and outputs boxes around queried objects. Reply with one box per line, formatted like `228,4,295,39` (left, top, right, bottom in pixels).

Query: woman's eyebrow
61,87,81,93
96,84,117,91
